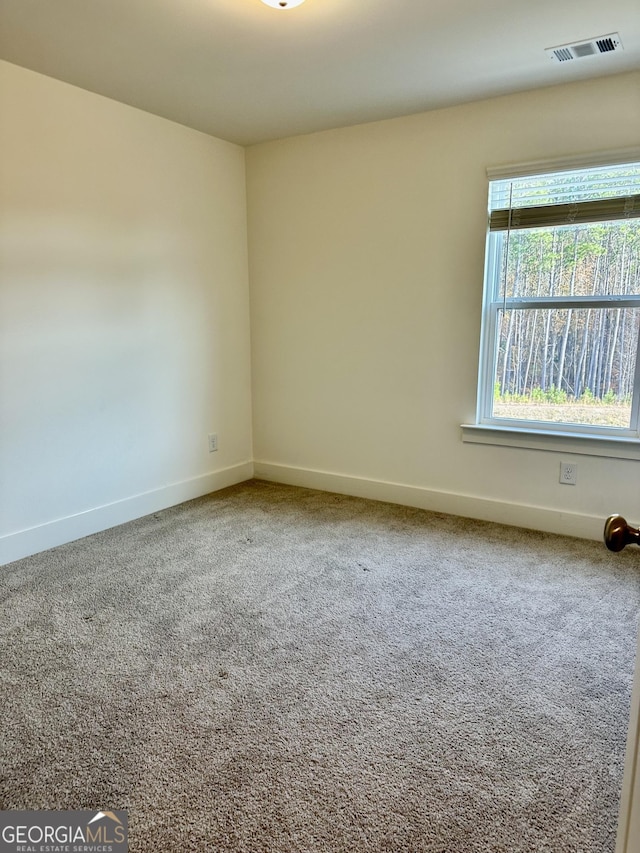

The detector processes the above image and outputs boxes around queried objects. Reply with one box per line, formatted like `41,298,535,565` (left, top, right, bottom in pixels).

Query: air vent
546,32,623,62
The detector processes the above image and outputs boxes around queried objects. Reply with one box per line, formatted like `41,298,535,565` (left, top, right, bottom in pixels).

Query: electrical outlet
208,433,218,453
559,461,577,485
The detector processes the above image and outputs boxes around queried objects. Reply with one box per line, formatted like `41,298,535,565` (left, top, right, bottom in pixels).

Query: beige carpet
1,479,639,852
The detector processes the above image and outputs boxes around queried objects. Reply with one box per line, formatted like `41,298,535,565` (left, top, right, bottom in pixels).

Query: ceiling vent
545,33,623,62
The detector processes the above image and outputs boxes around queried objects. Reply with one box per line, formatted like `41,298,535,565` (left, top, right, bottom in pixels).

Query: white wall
0,61,253,564
2,65,639,565
247,71,640,538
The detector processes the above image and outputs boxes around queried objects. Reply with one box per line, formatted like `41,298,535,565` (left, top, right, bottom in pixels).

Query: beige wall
0,61,253,562
2,63,639,563
246,71,640,537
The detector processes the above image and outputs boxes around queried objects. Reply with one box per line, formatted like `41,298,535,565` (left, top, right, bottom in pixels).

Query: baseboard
0,461,254,566
253,461,604,541
2,459,606,567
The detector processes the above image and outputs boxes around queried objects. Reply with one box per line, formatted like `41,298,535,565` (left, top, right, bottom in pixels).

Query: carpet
1,479,639,852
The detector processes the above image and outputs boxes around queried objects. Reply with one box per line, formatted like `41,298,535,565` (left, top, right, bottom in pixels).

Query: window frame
468,150,640,452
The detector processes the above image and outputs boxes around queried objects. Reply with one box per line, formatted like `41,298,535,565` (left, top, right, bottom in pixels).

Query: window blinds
489,161,640,232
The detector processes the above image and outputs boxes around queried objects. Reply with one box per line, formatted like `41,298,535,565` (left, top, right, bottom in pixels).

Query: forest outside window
476,160,640,440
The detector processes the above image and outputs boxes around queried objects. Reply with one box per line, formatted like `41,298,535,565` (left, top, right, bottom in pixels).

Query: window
475,159,640,443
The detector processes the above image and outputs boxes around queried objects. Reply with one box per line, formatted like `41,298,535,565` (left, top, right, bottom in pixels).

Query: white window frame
463,148,640,459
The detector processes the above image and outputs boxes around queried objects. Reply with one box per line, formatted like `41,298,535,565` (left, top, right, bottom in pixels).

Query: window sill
461,423,640,460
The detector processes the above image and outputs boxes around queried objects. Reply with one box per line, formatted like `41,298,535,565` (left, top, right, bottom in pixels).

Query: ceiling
0,0,638,146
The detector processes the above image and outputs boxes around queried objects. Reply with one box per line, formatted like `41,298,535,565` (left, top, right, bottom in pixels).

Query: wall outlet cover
560,461,577,485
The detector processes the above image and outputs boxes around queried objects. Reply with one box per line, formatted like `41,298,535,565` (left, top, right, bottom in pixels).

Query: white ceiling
0,0,638,146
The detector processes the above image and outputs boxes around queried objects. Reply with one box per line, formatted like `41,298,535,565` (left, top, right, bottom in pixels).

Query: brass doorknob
604,514,640,552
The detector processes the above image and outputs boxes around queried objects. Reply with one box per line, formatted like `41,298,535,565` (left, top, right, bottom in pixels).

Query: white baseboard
2,459,606,567
0,461,254,566
254,461,604,541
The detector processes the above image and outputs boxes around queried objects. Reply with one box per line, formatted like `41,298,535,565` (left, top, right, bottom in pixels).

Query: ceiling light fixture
261,0,305,8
